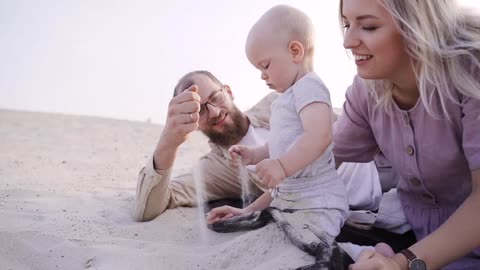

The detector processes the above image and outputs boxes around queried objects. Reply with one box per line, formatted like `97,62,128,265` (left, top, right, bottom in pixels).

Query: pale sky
1,0,478,124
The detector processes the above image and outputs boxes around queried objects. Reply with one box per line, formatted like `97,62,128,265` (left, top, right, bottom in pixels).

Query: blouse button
410,178,421,186
406,146,415,156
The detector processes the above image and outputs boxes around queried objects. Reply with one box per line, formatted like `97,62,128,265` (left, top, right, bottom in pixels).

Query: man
134,70,273,221
134,70,413,251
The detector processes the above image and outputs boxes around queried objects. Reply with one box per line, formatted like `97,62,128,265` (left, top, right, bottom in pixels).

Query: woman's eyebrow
342,14,380,21
356,14,380,21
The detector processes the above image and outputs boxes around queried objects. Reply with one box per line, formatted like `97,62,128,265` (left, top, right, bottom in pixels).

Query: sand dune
0,109,315,270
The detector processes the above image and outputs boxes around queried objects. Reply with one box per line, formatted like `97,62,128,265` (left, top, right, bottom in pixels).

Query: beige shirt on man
134,92,279,221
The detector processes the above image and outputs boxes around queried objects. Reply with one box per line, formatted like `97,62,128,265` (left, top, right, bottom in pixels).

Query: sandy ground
0,109,314,270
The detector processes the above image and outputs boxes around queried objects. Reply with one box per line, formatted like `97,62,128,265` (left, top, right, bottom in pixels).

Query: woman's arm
407,169,480,269
352,169,480,270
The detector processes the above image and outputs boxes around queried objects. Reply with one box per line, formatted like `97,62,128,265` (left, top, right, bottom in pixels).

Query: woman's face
341,0,412,81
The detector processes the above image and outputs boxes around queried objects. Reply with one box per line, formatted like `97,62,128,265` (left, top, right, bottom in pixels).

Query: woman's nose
343,28,361,49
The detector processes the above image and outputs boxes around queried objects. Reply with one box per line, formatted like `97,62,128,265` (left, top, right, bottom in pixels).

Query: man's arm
134,159,189,221
135,148,264,221
154,85,201,170
134,85,200,221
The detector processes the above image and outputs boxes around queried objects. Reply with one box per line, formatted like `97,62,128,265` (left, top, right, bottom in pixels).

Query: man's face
192,75,246,147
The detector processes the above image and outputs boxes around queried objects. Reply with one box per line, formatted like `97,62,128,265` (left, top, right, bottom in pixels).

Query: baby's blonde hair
340,0,480,118
250,5,315,56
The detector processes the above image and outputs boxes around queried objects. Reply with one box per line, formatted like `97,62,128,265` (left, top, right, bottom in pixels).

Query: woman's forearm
408,169,480,269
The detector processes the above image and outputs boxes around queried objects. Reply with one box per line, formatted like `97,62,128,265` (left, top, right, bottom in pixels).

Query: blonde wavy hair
340,0,480,117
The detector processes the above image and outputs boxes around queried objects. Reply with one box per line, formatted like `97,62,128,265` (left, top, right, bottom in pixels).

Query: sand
0,109,314,270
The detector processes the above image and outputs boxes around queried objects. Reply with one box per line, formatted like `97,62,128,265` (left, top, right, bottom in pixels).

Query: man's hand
255,159,286,188
229,145,255,166
153,85,201,170
206,205,247,224
161,85,201,147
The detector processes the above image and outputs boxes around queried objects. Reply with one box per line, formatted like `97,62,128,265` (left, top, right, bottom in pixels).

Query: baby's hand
255,159,286,188
228,145,255,166
206,205,246,224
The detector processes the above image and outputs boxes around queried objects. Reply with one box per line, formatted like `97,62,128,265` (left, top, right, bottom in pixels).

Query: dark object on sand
208,204,353,270
206,198,416,251
206,198,416,269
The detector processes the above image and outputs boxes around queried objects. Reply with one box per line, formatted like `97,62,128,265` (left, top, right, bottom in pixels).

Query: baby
208,4,350,258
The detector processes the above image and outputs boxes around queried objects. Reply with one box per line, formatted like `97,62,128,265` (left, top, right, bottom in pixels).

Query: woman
334,0,480,269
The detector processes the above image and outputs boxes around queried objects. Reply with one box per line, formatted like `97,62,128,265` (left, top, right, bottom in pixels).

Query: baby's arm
243,191,273,212
229,143,269,165
278,102,332,177
206,192,273,224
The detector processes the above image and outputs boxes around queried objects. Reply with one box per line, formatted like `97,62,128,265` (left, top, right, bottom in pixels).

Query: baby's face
245,32,299,93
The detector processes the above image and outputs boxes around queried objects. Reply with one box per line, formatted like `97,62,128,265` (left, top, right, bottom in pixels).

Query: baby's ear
289,41,305,63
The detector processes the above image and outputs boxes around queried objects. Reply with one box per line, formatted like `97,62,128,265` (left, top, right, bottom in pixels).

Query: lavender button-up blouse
334,76,480,269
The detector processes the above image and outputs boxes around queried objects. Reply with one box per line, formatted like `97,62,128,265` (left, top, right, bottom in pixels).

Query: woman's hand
349,249,407,270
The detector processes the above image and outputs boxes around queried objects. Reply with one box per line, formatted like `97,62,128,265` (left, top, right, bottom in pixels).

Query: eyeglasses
199,85,226,120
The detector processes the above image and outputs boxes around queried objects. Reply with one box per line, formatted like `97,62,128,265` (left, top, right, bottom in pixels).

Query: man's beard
202,105,247,147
